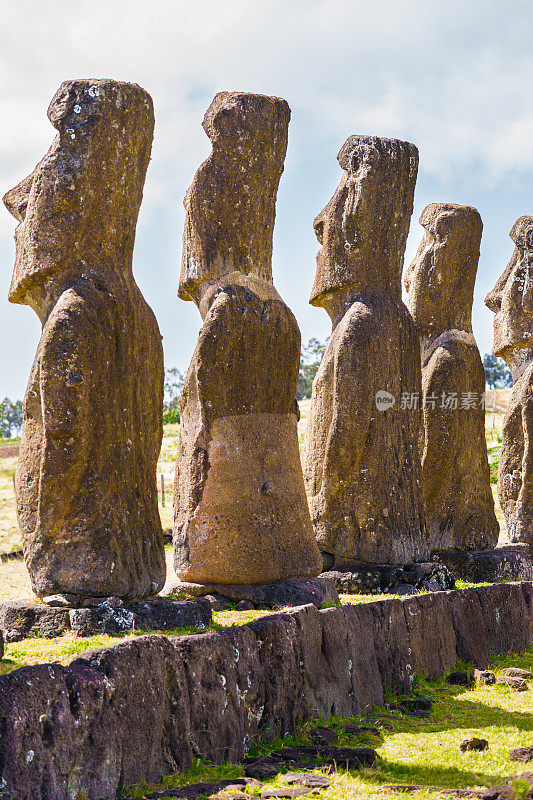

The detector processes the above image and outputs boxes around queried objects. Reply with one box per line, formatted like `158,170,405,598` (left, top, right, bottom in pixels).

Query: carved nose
485,288,502,313
3,172,34,223
313,212,325,244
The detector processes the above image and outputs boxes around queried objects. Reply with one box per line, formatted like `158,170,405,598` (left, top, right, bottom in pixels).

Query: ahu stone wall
1,582,532,800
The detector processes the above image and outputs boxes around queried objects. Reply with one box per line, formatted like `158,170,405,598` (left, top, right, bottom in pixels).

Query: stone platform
435,545,533,583
321,560,456,595
1,581,532,800
0,596,211,642
163,576,339,609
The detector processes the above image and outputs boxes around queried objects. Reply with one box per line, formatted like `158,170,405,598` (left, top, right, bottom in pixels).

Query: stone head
179,91,290,305
4,79,154,309
485,216,533,369
310,135,418,314
404,203,482,337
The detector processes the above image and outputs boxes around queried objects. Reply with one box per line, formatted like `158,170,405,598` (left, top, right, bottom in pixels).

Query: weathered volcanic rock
460,737,489,752
447,671,473,686
3,79,165,598
437,546,533,583
405,203,499,554
497,675,528,690
301,135,428,565
69,597,212,636
474,669,496,685
173,92,322,585
165,577,338,609
486,217,533,547
510,746,533,762
501,667,533,679
0,600,70,642
283,774,331,789
0,597,211,640
322,561,454,594
309,726,339,745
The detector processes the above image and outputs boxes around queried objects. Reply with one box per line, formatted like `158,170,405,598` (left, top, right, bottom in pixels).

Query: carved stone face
485,216,533,367
310,135,418,309
404,203,482,337
178,92,290,305
3,79,154,308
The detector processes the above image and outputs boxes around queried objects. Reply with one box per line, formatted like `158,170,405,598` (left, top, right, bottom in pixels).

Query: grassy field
120,649,533,800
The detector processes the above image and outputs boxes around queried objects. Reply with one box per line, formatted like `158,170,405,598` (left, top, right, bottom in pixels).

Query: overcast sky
1,0,532,399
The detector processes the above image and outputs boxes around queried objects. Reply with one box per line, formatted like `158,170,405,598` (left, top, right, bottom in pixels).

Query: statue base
163,576,339,610
0,596,212,643
321,560,456,595
435,544,533,583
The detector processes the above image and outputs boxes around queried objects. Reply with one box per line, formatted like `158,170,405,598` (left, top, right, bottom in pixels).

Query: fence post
161,474,165,507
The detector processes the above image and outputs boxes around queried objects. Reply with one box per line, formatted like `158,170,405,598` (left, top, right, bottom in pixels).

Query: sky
1,0,532,399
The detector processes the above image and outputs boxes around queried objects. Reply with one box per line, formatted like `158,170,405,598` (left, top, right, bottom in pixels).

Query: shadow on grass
346,759,505,791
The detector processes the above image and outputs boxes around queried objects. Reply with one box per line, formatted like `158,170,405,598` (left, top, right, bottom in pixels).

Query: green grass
121,649,533,800
0,454,19,553
487,443,502,485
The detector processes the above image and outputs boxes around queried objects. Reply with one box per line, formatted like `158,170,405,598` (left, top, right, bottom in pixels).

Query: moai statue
302,136,428,566
486,217,533,547
4,80,166,599
174,92,322,585
404,203,499,553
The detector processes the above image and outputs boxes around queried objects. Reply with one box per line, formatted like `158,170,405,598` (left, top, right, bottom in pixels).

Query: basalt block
0,597,211,641
437,546,533,583
164,577,338,610
0,600,70,642
322,561,455,594
3,79,165,599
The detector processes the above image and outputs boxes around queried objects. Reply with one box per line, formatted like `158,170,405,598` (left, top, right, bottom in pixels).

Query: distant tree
483,354,513,389
0,398,23,438
163,367,185,423
297,338,328,400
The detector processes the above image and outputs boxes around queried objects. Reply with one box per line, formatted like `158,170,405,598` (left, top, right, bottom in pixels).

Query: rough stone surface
511,747,533,763
474,669,496,685
509,745,533,764
1,583,532,800
245,744,379,772
497,675,528,690
437,547,533,583
0,600,70,642
301,135,427,565
309,726,339,745
164,577,339,609
0,597,211,640
322,561,455,594
501,667,533,679
3,79,165,598
284,775,331,789
486,217,533,547
343,724,382,737
447,671,473,686
405,203,498,553
460,737,489,752
173,92,321,585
